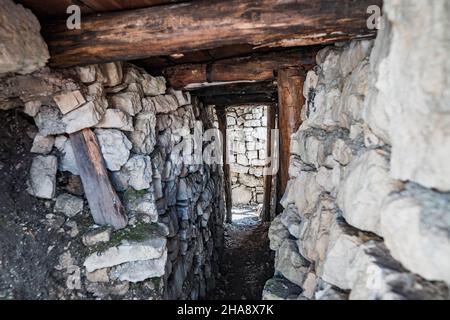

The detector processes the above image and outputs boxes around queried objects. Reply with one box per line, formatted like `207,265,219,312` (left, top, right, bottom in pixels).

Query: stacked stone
227,106,267,205
264,0,450,301
8,61,224,299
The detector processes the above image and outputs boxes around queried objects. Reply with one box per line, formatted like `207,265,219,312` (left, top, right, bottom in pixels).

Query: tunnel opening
1,0,449,302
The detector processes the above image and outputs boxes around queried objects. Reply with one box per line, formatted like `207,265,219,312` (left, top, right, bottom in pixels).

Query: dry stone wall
227,106,267,205
1,62,225,300
264,0,450,300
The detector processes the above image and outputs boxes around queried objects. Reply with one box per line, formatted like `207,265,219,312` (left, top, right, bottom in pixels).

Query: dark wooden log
203,93,277,106
262,104,276,222
216,107,233,224
190,80,277,97
70,128,128,230
165,48,319,89
277,67,305,214
43,0,381,67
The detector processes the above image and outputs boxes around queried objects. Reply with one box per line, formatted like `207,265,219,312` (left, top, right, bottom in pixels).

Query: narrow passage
206,205,274,300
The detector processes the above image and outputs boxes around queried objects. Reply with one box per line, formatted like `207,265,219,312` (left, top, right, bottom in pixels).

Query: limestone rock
34,106,66,136
86,269,109,283
75,65,96,83
142,75,167,96
96,62,123,87
63,100,107,134
84,236,166,272
149,95,179,114
339,40,373,78
349,241,449,300
128,112,156,154
53,90,86,115
109,91,142,116
27,155,57,199
268,215,290,251
110,250,167,283
275,239,310,287
112,155,153,191
30,133,54,154
297,196,336,265
54,136,78,175
95,129,132,171
96,109,134,131
331,139,353,166
337,150,401,236
231,185,252,205
124,190,158,222
168,88,190,106
54,193,83,217
282,171,322,216
262,277,303,300
82,227,112,247
0,0,49,75
380,184,450,285
280,206,302,239
320,218,365,290
238,174,261,188
23,100,41,117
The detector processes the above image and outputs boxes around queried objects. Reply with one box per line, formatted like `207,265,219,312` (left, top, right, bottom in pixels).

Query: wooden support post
216,107,233,224
262,104,276,222
70,128,128,230
276,67,305,214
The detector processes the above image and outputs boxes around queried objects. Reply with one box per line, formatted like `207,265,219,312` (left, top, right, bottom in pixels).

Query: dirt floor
0,109,66,299
206,206,274,300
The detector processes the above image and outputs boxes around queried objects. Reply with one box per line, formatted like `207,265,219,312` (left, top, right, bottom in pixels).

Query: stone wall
227,106,267,205
264,0,450,300
1,62,225,299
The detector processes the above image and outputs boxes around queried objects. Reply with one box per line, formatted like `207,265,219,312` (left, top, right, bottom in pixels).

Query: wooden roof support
165,48,319,89
276,67,305,214
216,106,233,224
190,80,277,97
44,0,381,67
203,92,277,107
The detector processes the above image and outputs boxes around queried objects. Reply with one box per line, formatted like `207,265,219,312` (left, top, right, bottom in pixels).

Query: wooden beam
277,67,305,214
165,48,319,89
44,0,381,67
262,104,276,222
190,81,277,97
216,107,233,224
204,93,277,106
70,128,128,230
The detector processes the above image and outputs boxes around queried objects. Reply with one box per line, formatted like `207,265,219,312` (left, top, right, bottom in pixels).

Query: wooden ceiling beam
43,0,381,68
190,80,277,97
165,48,319,89
203,92,277,106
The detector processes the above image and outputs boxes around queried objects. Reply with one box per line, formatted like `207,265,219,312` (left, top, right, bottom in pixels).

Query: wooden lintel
165,48,319,89
190,80,277,97
204,93,277,107
43,0,381,67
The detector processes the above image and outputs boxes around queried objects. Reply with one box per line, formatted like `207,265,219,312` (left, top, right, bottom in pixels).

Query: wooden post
276,67,305,214
216,106,233,223
262,104,276,222
70,128,128,230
